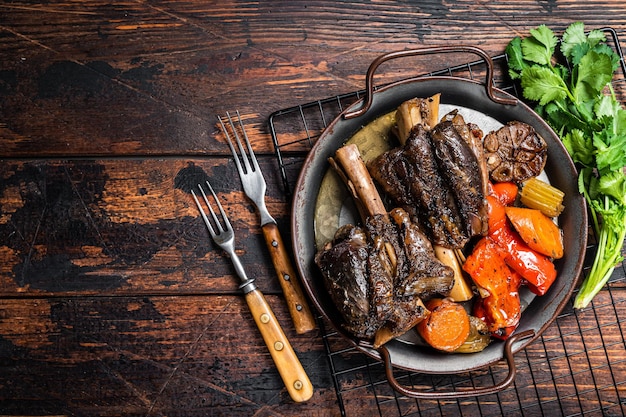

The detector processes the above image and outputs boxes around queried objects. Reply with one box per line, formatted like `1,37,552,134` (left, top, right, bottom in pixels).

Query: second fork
192,181,313,403
218,111,316,334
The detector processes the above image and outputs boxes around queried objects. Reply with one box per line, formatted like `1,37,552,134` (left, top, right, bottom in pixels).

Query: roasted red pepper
490,181,519,206
486,194,557,296
472,299,517,340
463,184,559,337
463,236,522,335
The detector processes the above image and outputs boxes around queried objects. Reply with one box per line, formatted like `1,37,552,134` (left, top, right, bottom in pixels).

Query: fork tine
201,180,232,233
217,115,245,175
197,184,222,234
232,110,261,172
192,180,233,238
191,189,216,237
218,111,258,175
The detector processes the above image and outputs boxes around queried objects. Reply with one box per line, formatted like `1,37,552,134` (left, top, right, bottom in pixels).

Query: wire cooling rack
268,29,626,417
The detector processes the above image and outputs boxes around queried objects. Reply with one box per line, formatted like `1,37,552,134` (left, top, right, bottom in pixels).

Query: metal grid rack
268,29,626,417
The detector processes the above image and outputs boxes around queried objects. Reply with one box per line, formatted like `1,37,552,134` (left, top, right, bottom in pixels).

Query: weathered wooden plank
0,295,336,416
0,158,298,297
2,2,623,158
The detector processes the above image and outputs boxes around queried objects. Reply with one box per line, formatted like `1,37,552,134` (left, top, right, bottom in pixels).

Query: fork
191,180,313,403
218,111,316,334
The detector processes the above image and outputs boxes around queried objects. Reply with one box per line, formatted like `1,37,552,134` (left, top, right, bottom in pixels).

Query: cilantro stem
574,195,626,309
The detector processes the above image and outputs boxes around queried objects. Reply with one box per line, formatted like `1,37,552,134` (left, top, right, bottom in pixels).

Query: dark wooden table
2,2,626,416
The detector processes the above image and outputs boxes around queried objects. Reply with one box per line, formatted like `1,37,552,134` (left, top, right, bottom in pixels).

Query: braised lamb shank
368,110,489,249
315,144,454,347
316,209,455,341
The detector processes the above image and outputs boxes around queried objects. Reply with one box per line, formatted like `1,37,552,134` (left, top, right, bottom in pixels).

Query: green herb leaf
595,94,619,120
591,197,626,234
569,43,590,66
520,66,568,105
579,167,595,197
562,129,594,166
508,22,626,310
561,21,587,60
522,25,557,66
587,28,608,48
505,37,527,79
575,51,614,100
599,171,626,206
593,127,626,172
594,43,622,71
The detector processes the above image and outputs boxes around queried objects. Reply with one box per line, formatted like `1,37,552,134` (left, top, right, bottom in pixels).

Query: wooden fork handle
245,288,314,402
261,222,317,334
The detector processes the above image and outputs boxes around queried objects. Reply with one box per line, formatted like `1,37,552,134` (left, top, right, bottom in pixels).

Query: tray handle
378,329,535,399
344,46,518,119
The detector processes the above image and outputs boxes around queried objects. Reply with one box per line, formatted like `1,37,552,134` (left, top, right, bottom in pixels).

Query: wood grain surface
1,1,626,416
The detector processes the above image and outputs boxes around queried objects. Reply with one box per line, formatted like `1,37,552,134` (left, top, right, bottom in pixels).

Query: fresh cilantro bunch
506,22,626,309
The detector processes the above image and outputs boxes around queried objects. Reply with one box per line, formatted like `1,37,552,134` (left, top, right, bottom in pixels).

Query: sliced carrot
505,206,564,259
491,182,519,206
416,298,470,353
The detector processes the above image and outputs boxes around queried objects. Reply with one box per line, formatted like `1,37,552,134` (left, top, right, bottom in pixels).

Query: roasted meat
368,112,488,248
368,125,468,248
315,208,454,342
483,121,548,184
315,224,381,339
316,144,454,347
315,95,551,351
430,119,489,237
384,208,455,299
442,110,489,198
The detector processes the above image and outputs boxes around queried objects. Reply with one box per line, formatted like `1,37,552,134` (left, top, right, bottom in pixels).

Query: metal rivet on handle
274,341,284,351
260,313,270,324
294,380,303,390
